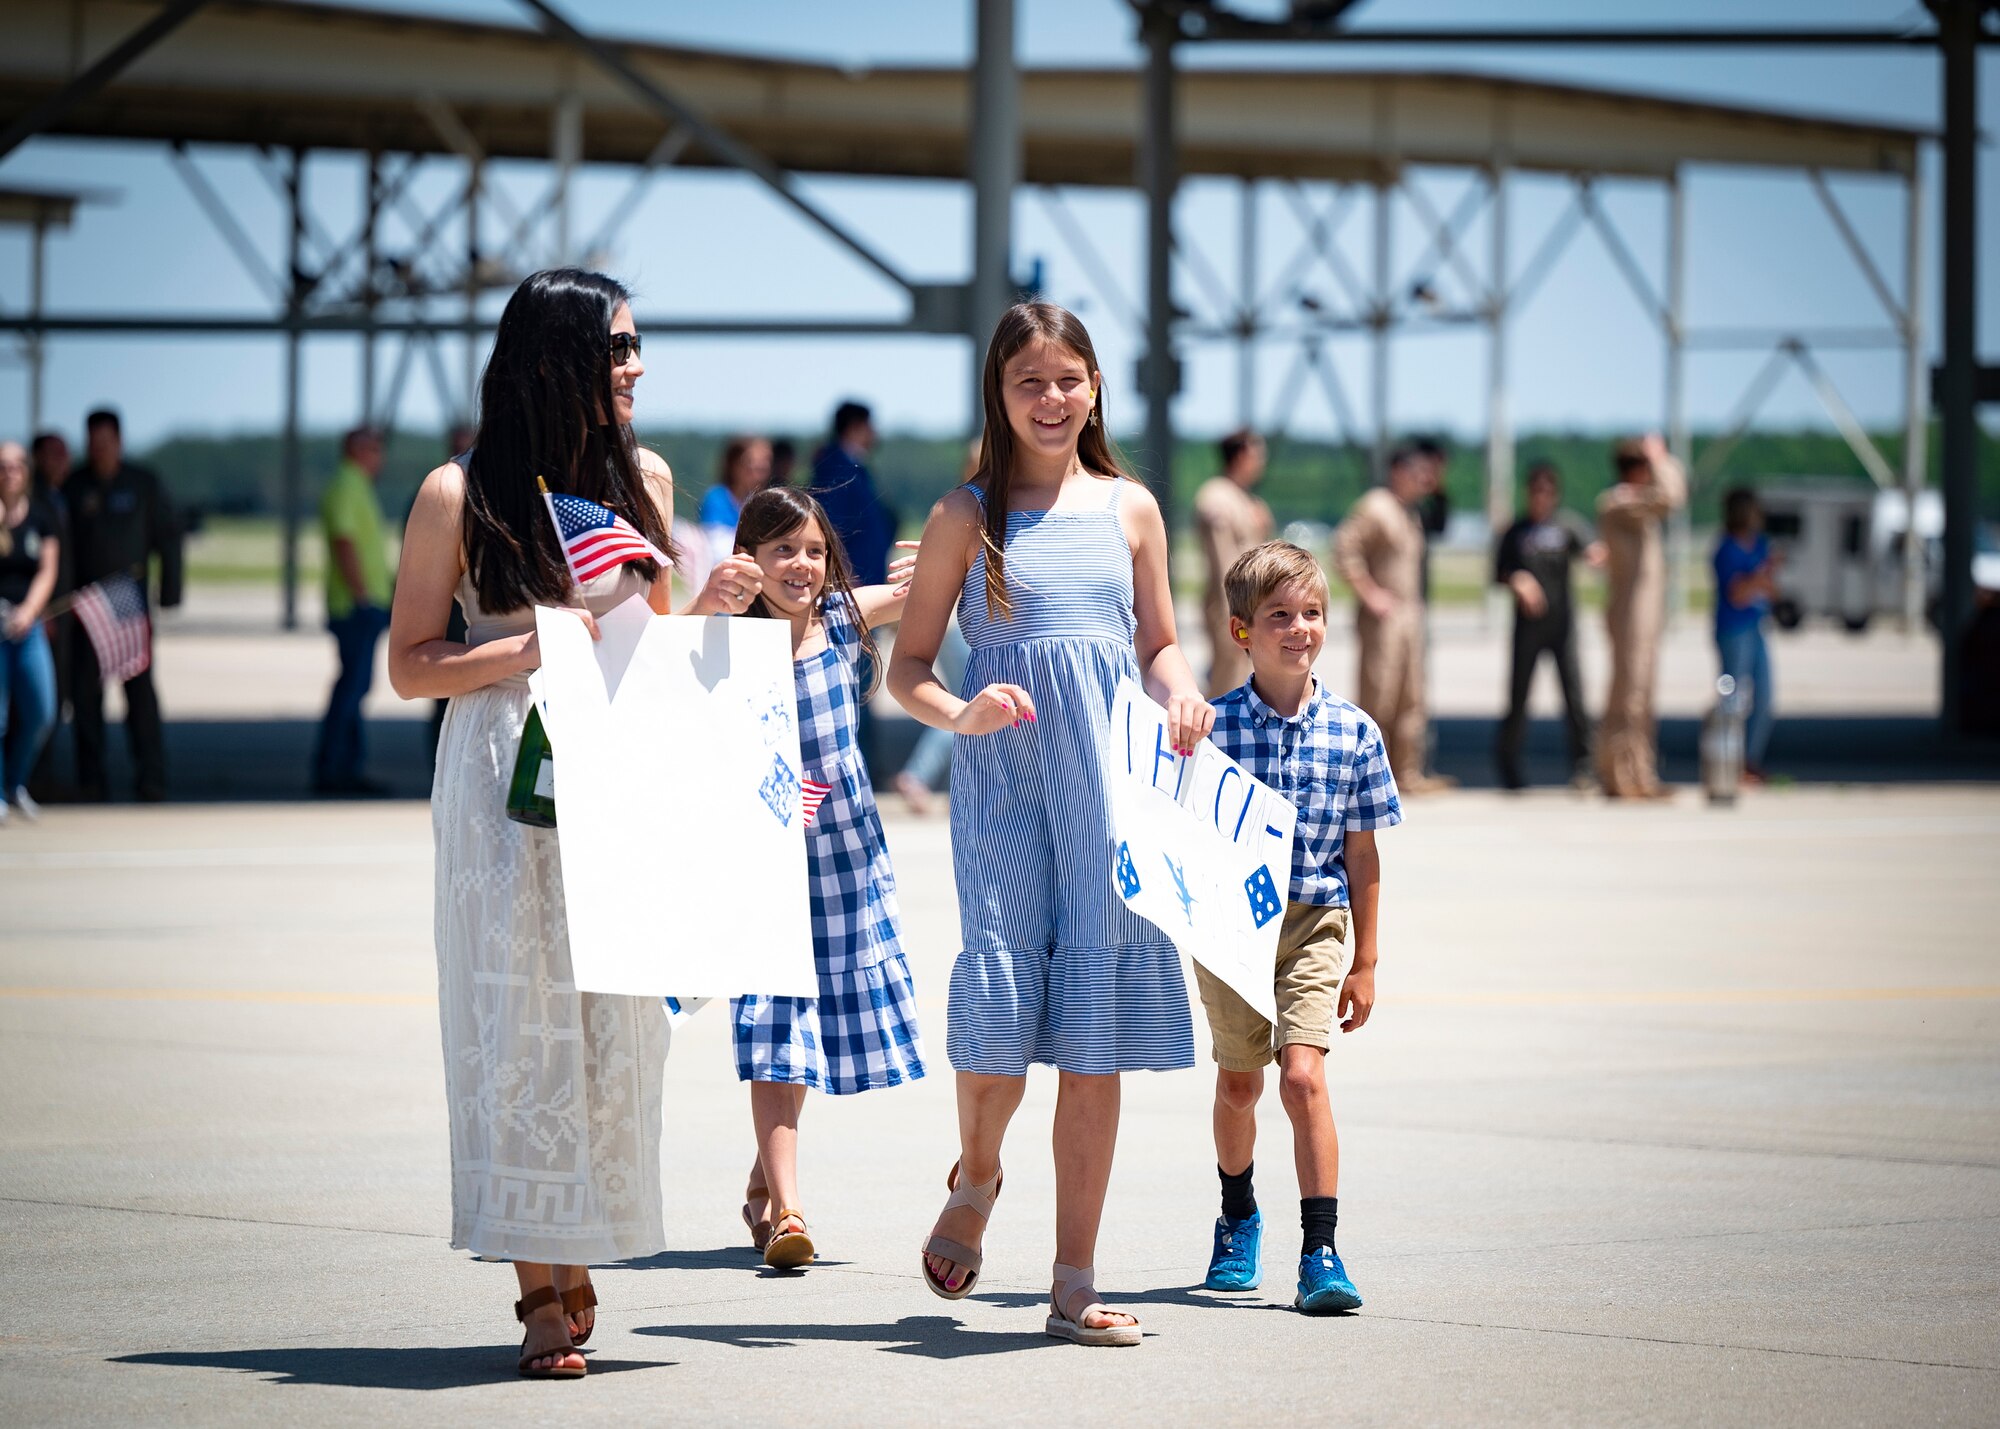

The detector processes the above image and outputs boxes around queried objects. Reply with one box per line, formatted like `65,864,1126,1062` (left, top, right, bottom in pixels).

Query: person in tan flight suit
1332,444,1447,793
1193,428,1275,696
1595,433,1687,799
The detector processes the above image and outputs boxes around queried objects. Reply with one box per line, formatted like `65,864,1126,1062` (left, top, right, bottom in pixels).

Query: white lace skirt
431,683,667,1263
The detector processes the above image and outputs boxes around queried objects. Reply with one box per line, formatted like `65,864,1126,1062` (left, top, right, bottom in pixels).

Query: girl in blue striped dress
729,486,927,1271
890,302,1215,1346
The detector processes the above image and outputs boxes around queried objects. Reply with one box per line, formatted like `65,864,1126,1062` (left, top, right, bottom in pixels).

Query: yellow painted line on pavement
0,987,434,1007
1401,985,2000,1008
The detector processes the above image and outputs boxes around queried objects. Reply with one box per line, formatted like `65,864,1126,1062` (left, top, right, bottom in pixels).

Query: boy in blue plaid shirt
1197,540,1401,1313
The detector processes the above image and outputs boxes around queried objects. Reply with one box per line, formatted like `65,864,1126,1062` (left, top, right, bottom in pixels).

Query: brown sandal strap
514,1285,562,1322
559,1282,598,1314
769,1208,809,1236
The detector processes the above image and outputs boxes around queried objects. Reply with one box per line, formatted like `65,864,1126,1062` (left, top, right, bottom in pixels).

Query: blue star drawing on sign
1115,841,1142,899
758,752,801,826
1244,864,1283,928
1164,853,1197,925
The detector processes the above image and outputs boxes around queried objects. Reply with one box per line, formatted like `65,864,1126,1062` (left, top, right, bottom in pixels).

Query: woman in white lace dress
388,269,764,1378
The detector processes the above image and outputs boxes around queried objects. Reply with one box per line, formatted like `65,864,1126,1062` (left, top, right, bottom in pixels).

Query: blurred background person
313,427,392,796
0,441,60,823
1193,427,1273,696
892,438,979,816
767,436,798,490
1494,461,1603,791
68,408,180,803
431,424,476,762
1596,434,1686,800
26,431,74,803
810,400,892,586
1714,486,1779,784
1333,442,1448,793
701,434,772,560
1411,434,1450,599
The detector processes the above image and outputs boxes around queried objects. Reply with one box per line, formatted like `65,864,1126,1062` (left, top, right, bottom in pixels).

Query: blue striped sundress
945,476,1196,1076
731,593,927,1094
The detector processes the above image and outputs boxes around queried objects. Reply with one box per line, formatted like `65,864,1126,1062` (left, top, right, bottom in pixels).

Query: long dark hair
734,485,884,698
971,301,1132,619
461,268,677,611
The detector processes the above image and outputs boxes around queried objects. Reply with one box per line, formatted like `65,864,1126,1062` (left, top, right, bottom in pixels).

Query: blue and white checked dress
946,477,1196,1076
731,593,927,1094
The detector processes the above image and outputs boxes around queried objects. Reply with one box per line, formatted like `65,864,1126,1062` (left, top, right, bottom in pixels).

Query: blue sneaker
1294,1246,1362,1313
1204,1210,1262,1291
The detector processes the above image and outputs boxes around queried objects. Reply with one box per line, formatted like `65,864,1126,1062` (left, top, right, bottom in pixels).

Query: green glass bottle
505,703,557,828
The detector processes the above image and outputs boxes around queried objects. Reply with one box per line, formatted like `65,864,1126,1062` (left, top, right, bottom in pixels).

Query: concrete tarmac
2,787,1997,1426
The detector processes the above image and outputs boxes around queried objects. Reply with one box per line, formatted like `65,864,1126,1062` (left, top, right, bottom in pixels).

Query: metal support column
1237,178,1257,428
1484,165,1512,534
360,151,379,425
552,91,583,265
1901,162,1929,632
969,0,1019,420
1664,168,1692,621
26,217,47,432
280,148,305,632
1138,7,1180,516
1936,0,1977,730
463,156,484,423
1370,177,1392,481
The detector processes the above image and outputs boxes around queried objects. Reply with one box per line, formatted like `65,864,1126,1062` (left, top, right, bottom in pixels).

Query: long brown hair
970,301,1132,619
461,268,678,612
734,485,884,698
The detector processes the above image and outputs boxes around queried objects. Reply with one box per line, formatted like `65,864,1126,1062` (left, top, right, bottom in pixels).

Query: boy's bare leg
1052,1070,1135,1329
1276,1043,1339,1198
1213,1066,1264,1176
924,1071,1025,1291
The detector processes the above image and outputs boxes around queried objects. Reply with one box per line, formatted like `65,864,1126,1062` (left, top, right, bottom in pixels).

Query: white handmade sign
532,596,817,998
1106,677,1296,1025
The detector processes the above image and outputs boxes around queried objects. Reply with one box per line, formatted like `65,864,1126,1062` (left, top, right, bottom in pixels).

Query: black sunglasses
610,331,643,363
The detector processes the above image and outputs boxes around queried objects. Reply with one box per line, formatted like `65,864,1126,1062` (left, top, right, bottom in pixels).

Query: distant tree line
141,423,1999,534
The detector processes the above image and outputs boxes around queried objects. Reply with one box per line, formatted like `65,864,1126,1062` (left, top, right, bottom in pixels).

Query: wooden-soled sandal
559,1276,597,1347
763,1208,816,1269
1045,1263,1141,1348
921,1160,1002,1301
514,1285,588,1379
741,1180,774,1253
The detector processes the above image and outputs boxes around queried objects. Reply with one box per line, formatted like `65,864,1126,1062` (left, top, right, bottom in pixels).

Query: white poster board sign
1106,677,1296,1025
532,597,817,998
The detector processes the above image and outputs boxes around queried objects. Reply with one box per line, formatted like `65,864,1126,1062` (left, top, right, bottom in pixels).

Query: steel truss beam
0,0,213,161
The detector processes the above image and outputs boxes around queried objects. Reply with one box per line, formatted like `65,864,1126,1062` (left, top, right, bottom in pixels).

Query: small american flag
543,487,669,585
73,573,151,681
800,777,832,828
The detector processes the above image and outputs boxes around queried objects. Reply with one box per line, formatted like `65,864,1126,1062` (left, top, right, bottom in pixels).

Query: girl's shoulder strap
823,587,861,645
958,480,988,510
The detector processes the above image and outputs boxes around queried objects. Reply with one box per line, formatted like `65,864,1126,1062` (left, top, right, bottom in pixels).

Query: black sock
1218,1163,1257,1221
1301,1196,1338,1257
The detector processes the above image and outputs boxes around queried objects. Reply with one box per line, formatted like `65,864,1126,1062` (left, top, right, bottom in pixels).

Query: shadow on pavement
111,1347,672,1389
615,1247,854,1274
634,1313,1058,1360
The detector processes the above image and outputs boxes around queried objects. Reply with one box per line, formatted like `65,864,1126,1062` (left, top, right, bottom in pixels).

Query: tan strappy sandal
1045,1263,1141,1347
763,1208,816,1270
559,1275,596,1346
921,1161,1002,1300
741,1179,774,1252
514,1285,588,1379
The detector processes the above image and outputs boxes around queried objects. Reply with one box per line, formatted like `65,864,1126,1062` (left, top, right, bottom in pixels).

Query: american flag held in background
72,573,151,682
543,487,670,585
801,777,831,828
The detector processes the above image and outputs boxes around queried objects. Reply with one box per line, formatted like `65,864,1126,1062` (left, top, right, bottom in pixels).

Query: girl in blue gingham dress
727,486,925,1271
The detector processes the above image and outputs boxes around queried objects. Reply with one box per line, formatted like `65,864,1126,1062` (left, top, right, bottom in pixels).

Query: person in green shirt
313,427,392,794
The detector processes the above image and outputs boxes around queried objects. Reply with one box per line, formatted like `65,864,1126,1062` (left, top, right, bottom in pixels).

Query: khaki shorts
1193,902,1351,1072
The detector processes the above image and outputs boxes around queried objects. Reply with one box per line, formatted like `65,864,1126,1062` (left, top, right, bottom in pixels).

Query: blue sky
0,0,1992,450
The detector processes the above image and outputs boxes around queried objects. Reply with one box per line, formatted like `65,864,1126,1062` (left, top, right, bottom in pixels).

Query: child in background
1199,541,1400,1314
728,486,926,1270
1712,487,1778,783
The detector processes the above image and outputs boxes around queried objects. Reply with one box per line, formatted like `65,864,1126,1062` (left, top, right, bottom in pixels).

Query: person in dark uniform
67,409,181,802
1493,461,1602,790
808,401,892,586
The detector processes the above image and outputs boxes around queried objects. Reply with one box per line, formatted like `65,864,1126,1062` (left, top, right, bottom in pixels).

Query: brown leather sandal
741,1180,774,1252
560,1276,597,1347
763,1208,816,1270
514,1285,587,1380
